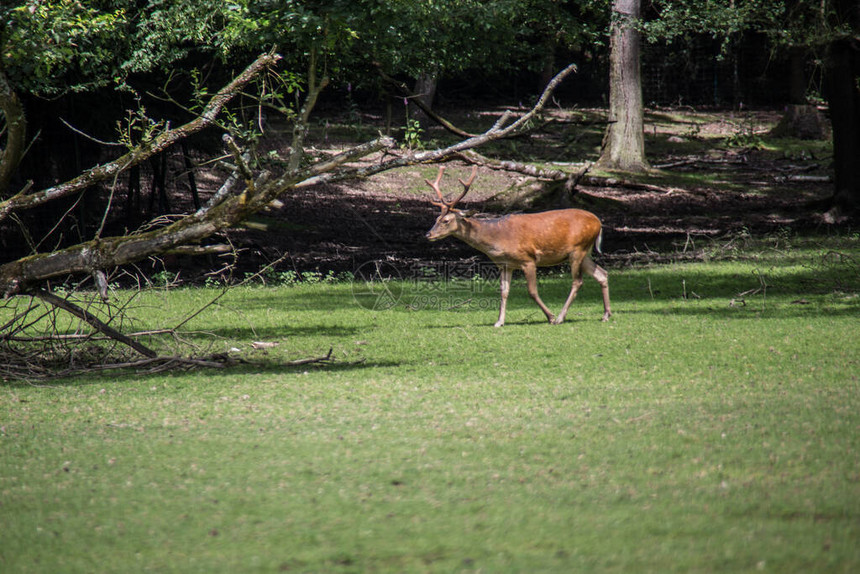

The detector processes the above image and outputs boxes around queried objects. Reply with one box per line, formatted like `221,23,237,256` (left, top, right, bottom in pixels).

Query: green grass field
2,234,859,572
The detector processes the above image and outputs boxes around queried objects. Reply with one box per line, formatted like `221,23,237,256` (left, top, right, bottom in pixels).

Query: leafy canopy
1,0,605,97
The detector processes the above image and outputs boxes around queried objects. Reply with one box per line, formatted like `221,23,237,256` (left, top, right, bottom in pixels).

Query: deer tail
594,228,604,254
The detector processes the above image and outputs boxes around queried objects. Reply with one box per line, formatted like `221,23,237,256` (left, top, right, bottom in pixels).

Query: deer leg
582,255,612,321
523,263,555,324
555,252,586,324
495,266,512,327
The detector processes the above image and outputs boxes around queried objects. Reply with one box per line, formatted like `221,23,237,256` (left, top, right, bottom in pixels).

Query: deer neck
456,217,507,256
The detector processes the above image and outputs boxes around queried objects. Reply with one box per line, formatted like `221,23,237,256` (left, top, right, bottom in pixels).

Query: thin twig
59,117,124,147
284,347,333,367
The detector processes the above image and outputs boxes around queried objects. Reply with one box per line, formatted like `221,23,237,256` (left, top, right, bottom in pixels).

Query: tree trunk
771,104,830,140
539,40,557,92
181,141,201,211
788,47,808,105
597,0,648,172
412,70,439,129
771,49,830,140
0,65,27,197
826,0,860,213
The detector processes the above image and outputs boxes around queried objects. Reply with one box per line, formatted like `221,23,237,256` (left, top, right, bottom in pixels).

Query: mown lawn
1,235,859,573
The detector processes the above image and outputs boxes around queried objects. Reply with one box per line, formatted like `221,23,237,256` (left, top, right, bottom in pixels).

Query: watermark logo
350,260,404,310
350,260,500,311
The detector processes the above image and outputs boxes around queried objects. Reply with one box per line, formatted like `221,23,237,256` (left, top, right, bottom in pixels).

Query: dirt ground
213,107,835,279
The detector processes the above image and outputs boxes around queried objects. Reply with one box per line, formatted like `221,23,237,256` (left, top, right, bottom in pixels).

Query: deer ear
457,209,476,218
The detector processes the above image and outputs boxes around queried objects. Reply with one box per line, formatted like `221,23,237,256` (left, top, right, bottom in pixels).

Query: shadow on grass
635,303,860,320
202,358,404,378
225,258,858,314
421,314,609,328
220,291,359,313
199,323,365,341
0,355,405,388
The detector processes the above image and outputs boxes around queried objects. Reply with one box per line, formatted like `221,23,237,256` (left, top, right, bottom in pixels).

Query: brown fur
427,208,611,326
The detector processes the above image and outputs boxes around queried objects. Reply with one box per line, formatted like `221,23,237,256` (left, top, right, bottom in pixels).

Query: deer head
425,166,477,241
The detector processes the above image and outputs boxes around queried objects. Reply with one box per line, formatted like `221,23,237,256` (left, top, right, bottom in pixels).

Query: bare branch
0,51,282,222
198,159,246,215
223,134,254,182
165,244,233,256
59,117,124,147
90,355,230,372
456,149,576,180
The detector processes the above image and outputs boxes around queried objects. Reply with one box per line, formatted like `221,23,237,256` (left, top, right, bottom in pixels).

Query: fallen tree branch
0,135,396,297
456,150,576,180
576,174,688,194
442,147,708,205
455,149,597,189
451,149,600,202
785,174,831,183
47,348,337,379
32,288,158,358
165,244,233,256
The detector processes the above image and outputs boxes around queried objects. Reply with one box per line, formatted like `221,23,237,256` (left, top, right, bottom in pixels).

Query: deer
424,166,611,327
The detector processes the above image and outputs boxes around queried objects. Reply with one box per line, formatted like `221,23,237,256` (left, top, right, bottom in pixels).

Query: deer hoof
551,316,564,325
494,321,504,328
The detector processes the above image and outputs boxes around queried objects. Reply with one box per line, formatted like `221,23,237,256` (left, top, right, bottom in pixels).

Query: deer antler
425,166,448,209
425,165,477,212
451,165,477,208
